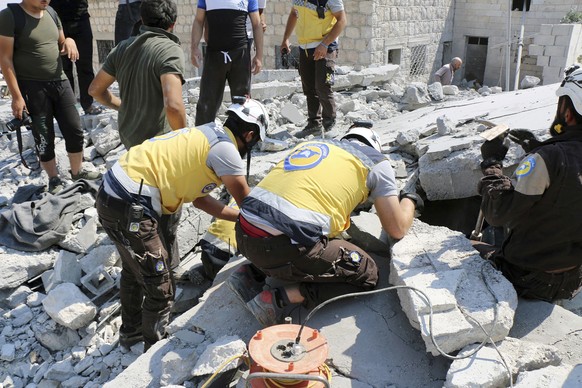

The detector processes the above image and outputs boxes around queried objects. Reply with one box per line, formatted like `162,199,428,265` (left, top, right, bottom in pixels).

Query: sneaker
227,264,265,307
71,169,102,181
322,119,338,138
48,176,64,194
246,289,286,327
295,120,323,139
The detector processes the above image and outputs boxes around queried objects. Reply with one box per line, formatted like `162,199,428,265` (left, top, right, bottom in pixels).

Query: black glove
399,191,424,216
478,174,512,198
508,129,541,153
481,134,510,165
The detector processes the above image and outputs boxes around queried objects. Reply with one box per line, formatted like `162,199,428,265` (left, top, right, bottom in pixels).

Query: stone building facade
88,0,580,87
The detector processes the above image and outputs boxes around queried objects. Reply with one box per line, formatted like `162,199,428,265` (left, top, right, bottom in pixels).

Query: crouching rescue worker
95,98,268,350
227,122,420,326
475,64,582,302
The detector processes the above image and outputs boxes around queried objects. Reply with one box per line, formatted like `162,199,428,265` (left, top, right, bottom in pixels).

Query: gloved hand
508,129,542,153
399,191,424,217
478,174,512,199
481,134,510,164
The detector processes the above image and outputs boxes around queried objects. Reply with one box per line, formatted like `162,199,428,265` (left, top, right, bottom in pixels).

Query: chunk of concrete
42,283,97,330
401,82,431,108
436,115,455,136
160,348,199,386
53,250,82,286
445,338,561,388
428,82,444,101
280,102,305,124
442,85,459,95
191,336,246,376
90,122,121,156
45,358,75,382
1,344,16,361
31,317,81,351
79,245,120,274
10,304,34,327
520,75,540,89
513,364,582,387
6,285,33,308
390,220,517,356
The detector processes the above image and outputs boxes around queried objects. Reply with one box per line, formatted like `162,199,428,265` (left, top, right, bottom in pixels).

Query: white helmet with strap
226,96,269,142
341,120,382,152
556,64,582,116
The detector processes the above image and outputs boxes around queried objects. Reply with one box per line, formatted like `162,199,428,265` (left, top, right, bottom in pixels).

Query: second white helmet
341,122,382,152
556,64,582,116
226,97,269,141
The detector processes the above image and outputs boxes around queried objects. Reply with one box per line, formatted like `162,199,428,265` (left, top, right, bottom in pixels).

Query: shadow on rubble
419,196,482,238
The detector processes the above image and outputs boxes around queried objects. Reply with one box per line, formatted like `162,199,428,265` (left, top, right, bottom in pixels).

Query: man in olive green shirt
0,0,101,193
89,0,186,149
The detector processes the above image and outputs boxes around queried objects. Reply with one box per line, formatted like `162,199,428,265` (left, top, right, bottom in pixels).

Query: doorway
465,36,489,85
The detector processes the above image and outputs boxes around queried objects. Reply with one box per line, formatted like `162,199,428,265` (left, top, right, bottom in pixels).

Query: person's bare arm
88,70,121,110
249,11,263,74
374,195,415,240
313,9,346,61
0,36,26,118
58,29,79,61
220,174,251,208
191,8,206,67
192,195,240,222
160,73,187,130
281,8,298,53
259,8,266,32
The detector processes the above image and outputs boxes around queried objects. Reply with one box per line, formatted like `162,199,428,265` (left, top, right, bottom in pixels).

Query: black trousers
19,79,83,162
235,222,379,309
61,17,95,112
114,1,142,45
96,187,181,350
195,46,251,126
298,48,337,124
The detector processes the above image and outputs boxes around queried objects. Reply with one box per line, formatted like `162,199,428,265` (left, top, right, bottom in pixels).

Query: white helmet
226,97,269,142
556,64,582,116
341,121,382,152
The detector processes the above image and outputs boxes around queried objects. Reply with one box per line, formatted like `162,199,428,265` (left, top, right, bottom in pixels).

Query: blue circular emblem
516,156,536,178
155,260,165,272
202,183,217,194
284,143,330,171
349,251,361,263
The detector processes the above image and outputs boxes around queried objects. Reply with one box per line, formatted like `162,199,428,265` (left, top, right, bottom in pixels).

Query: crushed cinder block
80,265,115,297
42,283,97,330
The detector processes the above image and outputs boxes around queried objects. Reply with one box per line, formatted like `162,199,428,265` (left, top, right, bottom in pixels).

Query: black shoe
322,119,338,138
295,120,323,139
119,330,143,351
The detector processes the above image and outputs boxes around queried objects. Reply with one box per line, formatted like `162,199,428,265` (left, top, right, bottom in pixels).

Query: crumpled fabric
0,180,98,252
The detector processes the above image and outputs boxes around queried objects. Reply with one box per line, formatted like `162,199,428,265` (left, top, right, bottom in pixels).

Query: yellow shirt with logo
293,0,343,48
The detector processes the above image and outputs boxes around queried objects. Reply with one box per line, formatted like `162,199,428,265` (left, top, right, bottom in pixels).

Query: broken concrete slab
390,220,517,356
79,245,120,275
445,337,561,388
53,250,82,286
401,82,431,109
347,211,391,254
513,364,582,387
280,102,306,124
1,248,57,290
191,336,246,377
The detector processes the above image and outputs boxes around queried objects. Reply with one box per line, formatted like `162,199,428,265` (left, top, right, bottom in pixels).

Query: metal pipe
513,1,528,90
505,0,512,91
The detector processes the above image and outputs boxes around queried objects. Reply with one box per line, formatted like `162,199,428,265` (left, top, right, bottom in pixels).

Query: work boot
227,264,266,307
246,289,287,327
322,118,338,138
47,176,64,194
71,168,102,181
295,120,323,139
119,330,143,351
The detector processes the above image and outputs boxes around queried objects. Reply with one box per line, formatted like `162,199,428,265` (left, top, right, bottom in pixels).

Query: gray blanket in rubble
0,180,99,252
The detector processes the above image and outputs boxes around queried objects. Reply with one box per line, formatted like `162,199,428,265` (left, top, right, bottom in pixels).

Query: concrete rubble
0,65,581,387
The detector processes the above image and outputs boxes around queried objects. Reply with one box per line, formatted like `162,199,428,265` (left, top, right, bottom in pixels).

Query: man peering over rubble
227,122,420,326
474,64,582,302
95,98,268,350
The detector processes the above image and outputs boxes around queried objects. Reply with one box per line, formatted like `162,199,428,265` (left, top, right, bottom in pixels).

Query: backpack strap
8,3,60,50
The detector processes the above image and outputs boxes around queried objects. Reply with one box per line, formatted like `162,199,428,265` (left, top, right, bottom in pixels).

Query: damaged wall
452,0,581,88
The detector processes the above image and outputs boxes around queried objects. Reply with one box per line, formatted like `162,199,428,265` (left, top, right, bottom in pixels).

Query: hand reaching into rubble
508,129,542,153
